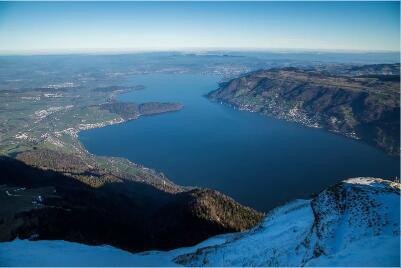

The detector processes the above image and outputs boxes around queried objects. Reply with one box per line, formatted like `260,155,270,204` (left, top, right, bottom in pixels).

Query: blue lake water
79,74,400,212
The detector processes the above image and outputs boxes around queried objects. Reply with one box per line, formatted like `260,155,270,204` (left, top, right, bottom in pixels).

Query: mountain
176,178,400,266
0,156,262,253
1,178,399,267
207,64,400,156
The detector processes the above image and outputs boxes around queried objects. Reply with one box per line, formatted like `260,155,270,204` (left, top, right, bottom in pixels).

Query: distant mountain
346,63,400,76
208,64,400,156
1,178,399,267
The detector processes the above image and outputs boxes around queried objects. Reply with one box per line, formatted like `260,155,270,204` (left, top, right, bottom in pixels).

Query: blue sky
0,1,399,54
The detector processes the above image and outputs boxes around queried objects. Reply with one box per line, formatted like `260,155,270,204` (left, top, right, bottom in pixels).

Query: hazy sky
0,1,399,54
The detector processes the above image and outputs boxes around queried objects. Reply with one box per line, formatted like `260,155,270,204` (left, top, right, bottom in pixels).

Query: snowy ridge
175,177,400,267
310,178,400,259
0,177,399,267
176,199,316,266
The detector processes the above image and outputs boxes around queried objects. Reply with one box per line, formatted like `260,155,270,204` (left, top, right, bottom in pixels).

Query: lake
79,74,400,212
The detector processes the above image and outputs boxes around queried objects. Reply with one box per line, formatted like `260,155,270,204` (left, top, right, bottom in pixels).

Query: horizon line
0,47,400,56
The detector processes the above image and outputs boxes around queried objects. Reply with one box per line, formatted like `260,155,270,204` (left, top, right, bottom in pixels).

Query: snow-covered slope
0,233,230,266
175,177,400,267
1,178,399,267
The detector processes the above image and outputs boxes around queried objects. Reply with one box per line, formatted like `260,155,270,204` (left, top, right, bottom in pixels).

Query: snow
305,236,400,267
0,178,399,267
0,235,229,266
0,239,174,267
345,177,380,185
344,177,393,188
175,199,315,266
175,177,400,267
4,188,23,197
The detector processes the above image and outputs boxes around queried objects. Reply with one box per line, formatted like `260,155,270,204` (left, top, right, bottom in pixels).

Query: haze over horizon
0,1,400,55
